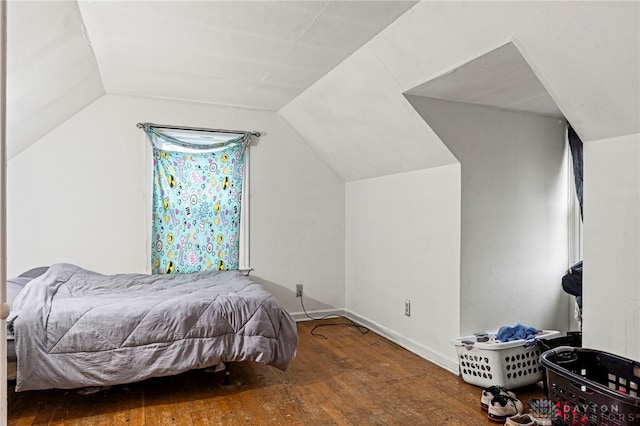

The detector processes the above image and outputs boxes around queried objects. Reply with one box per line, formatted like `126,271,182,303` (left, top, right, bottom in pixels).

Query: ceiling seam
76,0,105,95
268,0,331,82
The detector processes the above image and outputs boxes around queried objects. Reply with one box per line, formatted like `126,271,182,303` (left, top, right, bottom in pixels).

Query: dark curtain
568,124,583,220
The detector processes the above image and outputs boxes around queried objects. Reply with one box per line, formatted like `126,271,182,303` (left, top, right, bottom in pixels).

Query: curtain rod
136,122,261,138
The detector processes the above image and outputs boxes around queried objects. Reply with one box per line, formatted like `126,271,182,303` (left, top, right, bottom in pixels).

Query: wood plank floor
7,319,545,425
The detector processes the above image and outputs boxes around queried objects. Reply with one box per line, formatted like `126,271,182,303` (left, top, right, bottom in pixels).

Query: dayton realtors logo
548,400,640,424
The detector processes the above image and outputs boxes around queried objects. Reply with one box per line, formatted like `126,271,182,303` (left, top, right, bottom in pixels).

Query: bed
6,266,48,382
7,263,298,392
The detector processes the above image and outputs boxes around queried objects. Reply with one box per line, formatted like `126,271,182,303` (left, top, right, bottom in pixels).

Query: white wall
583,133,640,360
7,94,345,308
346,164,461,371
408,97,570,336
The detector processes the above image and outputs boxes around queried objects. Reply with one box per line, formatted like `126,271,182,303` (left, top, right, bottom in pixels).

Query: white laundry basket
452,330,560,389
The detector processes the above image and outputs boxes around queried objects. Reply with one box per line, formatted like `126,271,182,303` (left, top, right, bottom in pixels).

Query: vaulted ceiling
7,0,417,158
9,1,639,183
280,1,639,181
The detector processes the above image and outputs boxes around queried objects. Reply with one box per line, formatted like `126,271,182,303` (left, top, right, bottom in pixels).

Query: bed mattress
11,263,298,391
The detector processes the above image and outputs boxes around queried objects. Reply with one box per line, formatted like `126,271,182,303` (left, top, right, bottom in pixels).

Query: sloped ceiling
7,0,104,159
281,1,639,181
9,1,639,182
406,42,564,118
7,0,417,159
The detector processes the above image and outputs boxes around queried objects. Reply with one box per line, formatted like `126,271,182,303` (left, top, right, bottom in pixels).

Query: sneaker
487,394,523,422
505,413,539,425
481,385,516,411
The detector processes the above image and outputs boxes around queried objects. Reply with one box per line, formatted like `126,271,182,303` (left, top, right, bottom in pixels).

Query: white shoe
487,395,523,422
481,385,516,411
505,413,539,425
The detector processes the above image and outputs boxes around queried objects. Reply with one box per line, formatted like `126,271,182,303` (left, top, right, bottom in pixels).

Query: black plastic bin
538,332,582,396
540,347,640,425
538,331,582,352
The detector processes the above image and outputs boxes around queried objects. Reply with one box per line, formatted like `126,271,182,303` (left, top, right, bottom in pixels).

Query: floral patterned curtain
146,127,248,274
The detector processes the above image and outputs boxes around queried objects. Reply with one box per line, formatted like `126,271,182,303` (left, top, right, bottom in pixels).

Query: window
141,124,254,274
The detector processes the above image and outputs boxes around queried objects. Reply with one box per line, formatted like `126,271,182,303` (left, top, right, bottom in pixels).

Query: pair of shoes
488,394,524,423
505,413,539,425
481,385,516,411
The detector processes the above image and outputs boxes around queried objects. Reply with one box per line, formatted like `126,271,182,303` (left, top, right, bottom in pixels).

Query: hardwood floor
7,319,545,425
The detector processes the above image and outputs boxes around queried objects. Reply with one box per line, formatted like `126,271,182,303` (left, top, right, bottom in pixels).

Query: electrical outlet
404,299,411,317
296,284,303,298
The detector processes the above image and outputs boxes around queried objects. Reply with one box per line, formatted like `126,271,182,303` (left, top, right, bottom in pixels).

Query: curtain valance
137,122,258,154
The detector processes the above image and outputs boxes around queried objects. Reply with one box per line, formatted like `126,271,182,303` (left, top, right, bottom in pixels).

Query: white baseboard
289,308,346,322
292,308,460,375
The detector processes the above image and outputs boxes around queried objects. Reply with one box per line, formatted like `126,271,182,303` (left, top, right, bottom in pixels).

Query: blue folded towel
495,324,540,343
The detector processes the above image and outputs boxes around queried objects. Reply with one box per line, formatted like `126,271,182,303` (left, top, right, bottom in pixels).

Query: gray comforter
11,263,298,391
